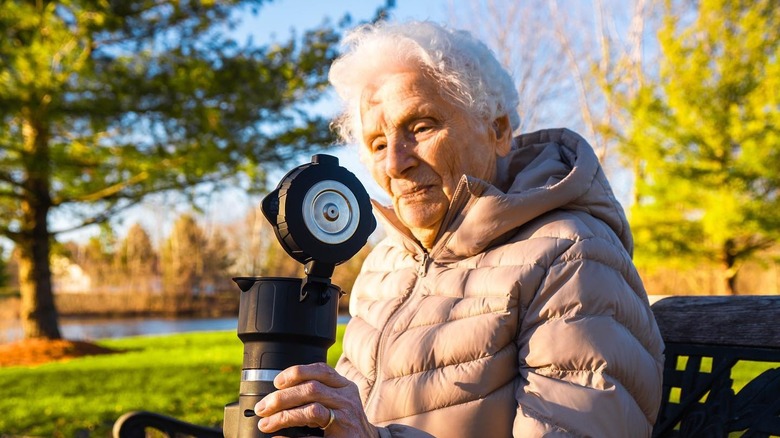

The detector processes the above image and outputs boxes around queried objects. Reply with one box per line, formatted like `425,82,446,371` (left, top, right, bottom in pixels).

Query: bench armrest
113,410,222,438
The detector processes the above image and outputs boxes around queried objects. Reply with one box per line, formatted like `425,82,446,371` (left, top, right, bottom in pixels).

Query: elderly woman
254,21,664,437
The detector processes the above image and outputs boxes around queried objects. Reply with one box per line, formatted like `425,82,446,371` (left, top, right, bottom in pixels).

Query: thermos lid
260,154,376,269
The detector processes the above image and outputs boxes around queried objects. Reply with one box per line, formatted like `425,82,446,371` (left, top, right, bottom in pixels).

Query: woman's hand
254,362,379,438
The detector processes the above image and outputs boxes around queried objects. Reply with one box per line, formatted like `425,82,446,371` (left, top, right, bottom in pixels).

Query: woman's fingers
253,363,377,437
256,380,335,416
274,362,350,389
258,402,333,433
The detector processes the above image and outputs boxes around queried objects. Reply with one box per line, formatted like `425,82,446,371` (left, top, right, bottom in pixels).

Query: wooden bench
651,295,780,437
113,295,780,437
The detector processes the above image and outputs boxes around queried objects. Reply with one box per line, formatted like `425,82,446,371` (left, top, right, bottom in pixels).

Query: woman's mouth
398,185,433,198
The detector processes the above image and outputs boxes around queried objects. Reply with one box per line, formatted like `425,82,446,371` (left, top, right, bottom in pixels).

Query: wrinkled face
360,70,510,248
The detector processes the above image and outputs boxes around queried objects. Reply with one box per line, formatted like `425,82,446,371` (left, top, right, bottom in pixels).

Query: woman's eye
413,125,431,134
372,141,386,152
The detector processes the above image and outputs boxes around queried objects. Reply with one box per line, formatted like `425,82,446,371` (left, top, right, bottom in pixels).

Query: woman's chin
396,207,445,247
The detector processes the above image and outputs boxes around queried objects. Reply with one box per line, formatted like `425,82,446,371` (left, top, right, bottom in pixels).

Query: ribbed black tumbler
223,277,340,438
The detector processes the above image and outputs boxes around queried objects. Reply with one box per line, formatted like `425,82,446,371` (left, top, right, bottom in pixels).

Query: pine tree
0,0,359,338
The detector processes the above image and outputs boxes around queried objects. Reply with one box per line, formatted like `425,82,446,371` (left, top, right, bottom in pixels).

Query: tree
161,214,207,302
202,227,234,293
549,0,661,166
80,223,119,290
446,0,573,134
119,223,157,293
0,0,389,339
614,0,780,294
447,0,662,175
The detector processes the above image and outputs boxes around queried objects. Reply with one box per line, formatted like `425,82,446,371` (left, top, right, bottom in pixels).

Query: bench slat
652,295,780,350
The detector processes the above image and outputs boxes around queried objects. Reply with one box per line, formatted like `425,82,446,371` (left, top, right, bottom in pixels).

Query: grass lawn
0,326,776,437
0,326,345,437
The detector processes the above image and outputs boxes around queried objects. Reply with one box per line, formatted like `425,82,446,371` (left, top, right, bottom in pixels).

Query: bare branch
627,0,649,94
448,0,573,132
548,0,600,153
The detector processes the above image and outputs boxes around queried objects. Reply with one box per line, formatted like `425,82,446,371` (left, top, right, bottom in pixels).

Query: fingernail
255,401,265,414
258,418,269,431
275,375,286,388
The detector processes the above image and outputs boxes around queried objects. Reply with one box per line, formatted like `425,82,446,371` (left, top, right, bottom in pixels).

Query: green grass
722,360,778,392
0,326,346,437
0,328,776,437
669,357,779,402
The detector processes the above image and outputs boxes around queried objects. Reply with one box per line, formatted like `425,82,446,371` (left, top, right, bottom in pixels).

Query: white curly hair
328,20,520,147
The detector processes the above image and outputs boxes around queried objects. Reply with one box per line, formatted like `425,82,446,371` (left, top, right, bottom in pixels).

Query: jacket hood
373,128,633,259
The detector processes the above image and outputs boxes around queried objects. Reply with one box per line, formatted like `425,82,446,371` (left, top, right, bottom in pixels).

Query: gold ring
322,407,336,430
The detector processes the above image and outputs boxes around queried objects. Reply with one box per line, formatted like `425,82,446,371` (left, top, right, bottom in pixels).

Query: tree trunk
723,268,738,296
17,185,61,339
722,239,738,296
18,237,61,339
18,110,62,339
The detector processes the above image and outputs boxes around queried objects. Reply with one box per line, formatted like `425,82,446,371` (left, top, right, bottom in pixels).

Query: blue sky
234,0,448,38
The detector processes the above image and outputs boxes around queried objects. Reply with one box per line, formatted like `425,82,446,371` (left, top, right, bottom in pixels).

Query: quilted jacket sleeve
512,238,664,437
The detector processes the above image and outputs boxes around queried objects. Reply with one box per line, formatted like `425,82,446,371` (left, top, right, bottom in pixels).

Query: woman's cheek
369,160,393,196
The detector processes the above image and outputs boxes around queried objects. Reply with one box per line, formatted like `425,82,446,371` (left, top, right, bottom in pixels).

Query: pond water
0,315,351,344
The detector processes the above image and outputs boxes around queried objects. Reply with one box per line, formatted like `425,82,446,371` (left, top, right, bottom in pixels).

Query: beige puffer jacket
336,129,665,438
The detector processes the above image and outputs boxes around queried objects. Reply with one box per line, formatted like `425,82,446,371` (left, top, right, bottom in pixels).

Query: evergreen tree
81,224,118,290
0,0,385,338
203,228,234,293
161,214,207,301
119,223,157,293
616,0,780,294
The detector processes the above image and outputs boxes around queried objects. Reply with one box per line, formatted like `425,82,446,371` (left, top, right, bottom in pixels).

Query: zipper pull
418,253,430,277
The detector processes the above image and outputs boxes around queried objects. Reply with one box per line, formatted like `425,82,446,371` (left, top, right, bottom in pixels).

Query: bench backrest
651,295,780,437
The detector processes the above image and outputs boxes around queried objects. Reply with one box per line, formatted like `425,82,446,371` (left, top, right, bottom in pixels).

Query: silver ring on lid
302,180,359,244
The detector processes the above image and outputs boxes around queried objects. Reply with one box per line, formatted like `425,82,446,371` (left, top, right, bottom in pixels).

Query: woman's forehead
359,72,446,117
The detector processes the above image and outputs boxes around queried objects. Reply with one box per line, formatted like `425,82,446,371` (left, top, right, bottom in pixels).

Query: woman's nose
385,136,416,178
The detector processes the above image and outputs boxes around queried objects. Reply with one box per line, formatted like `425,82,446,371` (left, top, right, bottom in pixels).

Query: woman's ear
491,114,512,157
